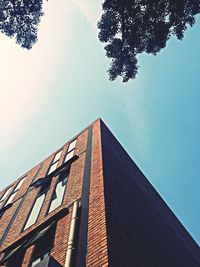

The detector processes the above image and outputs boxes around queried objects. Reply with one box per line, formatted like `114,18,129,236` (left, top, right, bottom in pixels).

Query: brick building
0,119,199,267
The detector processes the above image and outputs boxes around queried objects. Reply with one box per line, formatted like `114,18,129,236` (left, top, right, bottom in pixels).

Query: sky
0,0,200,245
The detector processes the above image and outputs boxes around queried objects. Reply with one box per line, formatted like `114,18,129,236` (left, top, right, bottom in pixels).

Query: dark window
30,250,50,267
29,224,56,267
6,249,26,267
1,241,26,267
1,223,56,267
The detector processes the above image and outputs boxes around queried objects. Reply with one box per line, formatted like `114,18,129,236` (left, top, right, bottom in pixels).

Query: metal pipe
65,201,79,267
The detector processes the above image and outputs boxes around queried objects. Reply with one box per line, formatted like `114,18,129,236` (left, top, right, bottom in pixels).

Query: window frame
5,246,26,267
29,248,51,267
67,139,77,153
1,210,67,266
4,191,17,206
0,187,13,203
22,193,46,232
47,150,63,176
28,223,56,267
1,176,27,207
64,139,77,163
13,176,27,193
53,150,62,163
46,172,69,215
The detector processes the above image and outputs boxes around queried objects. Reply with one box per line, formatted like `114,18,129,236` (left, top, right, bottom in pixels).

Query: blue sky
0,0,199,244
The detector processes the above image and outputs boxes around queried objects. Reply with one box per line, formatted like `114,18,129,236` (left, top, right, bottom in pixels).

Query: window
47,150,63,175
3,176,27,206
0,223,56,267
64,139,77,163
53,150,62,163
0,187,13,203
0,240,27,266
14,176,26,192
6,247,25,267
65,150,75,162
23,194,45,231
29,223,56,267
48,174,68,213
48,163,58,175
68,139,77,152
24,176,51,231
4,192,17,205
30,250,50,267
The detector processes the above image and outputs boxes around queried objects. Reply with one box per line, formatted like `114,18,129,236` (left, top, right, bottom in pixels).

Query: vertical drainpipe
65,201,79,267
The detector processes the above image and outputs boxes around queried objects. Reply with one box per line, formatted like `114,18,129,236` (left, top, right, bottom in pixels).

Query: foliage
0,0,200,82
0,0,43,49
98,0,200,82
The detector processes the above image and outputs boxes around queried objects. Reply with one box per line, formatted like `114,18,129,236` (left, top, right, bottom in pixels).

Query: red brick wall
21,246,34,267
87,119,109,267
51,206,73,266
0,129,88,267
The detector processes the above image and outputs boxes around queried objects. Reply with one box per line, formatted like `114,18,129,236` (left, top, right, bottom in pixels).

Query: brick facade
100,121,200,266
0,126,89,267
87,120,109,267
0,119,199,267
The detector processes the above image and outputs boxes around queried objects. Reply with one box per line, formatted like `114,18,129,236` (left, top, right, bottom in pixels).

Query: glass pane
65,150,74,163
14,176,26,192
0,187,13,202
24,194,45,230
5,191,17,205
31,250,50,267
48,162,58,175
43,251,50,259
53,150,62,163
48,178,67,213
68,139,77,152
31,258,41,266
